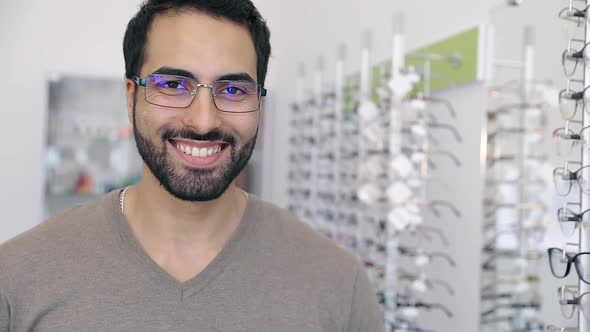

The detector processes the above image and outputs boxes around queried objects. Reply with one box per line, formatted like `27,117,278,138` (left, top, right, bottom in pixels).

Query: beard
132,107,258,202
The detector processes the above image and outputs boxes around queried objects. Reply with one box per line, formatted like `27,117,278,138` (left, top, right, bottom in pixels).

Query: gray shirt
0,190,383,331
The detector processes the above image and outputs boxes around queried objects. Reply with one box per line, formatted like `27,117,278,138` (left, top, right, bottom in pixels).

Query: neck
123,168,247,253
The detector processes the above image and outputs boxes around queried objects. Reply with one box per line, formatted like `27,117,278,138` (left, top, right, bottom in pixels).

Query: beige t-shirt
0,190,383,331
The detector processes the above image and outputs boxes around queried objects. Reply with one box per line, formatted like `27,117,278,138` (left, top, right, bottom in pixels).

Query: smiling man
0,0,383,331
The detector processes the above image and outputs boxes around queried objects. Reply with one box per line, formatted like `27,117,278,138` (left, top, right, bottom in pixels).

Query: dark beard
132,108,257,202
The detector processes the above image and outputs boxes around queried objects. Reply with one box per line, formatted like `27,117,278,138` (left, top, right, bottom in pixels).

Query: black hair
123,0,271,86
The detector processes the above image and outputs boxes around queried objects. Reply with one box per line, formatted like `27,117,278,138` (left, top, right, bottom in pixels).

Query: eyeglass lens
144,74,262,112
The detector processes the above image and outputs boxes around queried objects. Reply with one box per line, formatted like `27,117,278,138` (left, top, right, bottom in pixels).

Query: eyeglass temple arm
419,96,457,119
428,150,462,167
408,121,463,143
132,76,146,86
426,302,454,318
429,200,462,218
428,278,455,295
415,225,449,246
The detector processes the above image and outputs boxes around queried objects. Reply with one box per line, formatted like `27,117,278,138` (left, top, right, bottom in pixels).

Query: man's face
127,10,261,201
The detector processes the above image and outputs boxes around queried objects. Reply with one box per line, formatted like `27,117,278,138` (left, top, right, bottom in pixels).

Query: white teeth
176,143,223,158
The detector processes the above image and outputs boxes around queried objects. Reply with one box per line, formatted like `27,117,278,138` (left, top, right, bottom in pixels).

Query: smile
169,139,228,158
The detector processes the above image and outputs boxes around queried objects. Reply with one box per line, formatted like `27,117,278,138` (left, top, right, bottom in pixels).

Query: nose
181,86,221,134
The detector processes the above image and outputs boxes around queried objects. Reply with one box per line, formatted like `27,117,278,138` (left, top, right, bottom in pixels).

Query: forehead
142,10,257,81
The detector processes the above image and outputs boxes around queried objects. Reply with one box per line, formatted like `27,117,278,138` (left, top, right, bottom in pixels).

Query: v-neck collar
102,189,256,303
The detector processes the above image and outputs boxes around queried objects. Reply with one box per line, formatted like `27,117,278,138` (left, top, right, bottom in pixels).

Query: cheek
221,113,260,141
136,105,182,134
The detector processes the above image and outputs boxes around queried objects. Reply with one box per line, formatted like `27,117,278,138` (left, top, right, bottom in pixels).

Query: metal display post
385,13,405,329
334,46,345,243
580,2,590,330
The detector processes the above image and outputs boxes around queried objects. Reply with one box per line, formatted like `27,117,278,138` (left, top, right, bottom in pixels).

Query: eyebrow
150,67,257,84
217,73,256,83
152,67,195,79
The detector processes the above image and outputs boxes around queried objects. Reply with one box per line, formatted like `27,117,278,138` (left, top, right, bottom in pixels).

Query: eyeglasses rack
480,26,550,332
286,14,477,332
546,1,590,331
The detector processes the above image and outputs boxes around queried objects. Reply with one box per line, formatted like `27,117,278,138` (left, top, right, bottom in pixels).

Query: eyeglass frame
132,74,268,113
557,202,589,236
553,161,590,196
559,78,589,120
562,38,590,77
553,119,590,145
557,284,590,320
548,247,590,284
558,2,589,24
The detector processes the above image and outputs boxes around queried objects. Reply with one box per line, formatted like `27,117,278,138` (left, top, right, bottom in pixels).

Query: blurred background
1,0,588,331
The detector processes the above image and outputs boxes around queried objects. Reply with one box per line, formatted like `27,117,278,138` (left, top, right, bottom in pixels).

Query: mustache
162,128,236,146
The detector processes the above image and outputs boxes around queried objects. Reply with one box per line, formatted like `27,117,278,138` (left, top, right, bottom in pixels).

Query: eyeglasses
558,285,590,321
548,247,590,284
398,269,455,295
401,147,462,168
396,300,454,319
408,95,457,119
563,38,590,77
397,245,456,268
559,1,589,40
553,162,590,195
558,79,589,120
559,2,589,26
405,121,463,143
133,74,267,113
553,120,590,153
557,202,589,237
482,251,543,271
480,302,541,317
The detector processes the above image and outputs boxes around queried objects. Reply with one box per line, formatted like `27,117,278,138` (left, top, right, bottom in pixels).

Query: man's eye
222,86,246,95
158,81,186,89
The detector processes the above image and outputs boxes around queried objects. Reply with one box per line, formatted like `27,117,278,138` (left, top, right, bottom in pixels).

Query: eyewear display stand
481,25,549,332
580,1,590,331
286,22,491,332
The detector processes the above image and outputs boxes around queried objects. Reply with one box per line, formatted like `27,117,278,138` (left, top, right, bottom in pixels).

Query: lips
166,138,230,168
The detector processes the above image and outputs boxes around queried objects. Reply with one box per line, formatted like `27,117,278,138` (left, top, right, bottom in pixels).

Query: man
0,0,383,330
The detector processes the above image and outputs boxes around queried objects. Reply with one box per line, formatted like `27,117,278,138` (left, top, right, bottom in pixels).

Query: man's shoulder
0,192,116,270
248,195,362,273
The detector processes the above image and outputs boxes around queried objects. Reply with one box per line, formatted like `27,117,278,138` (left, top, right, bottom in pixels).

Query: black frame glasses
548,247,590,284
133,74,267,113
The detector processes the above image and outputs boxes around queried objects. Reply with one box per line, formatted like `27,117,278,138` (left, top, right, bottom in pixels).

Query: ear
125,79,136,125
